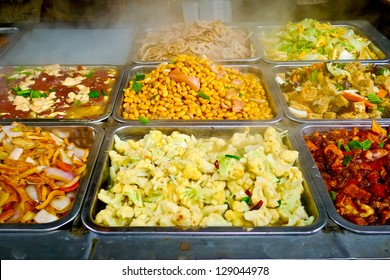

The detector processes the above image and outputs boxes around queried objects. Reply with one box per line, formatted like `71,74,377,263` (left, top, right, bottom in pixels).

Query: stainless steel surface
130,23,262,65
0,65,124,123
0,27,22,58
113,64,283,124
268,62,390,123
0,27,133,65
256,20,390,64
294,122,390,234
0,122,105,232
82,123,327,234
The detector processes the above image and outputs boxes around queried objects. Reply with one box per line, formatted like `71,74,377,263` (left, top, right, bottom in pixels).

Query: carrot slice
342,91,375,108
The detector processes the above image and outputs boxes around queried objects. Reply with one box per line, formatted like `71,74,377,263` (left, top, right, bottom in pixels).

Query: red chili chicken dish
304,120,390,225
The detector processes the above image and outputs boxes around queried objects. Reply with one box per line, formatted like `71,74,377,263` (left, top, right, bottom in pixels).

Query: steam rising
0,0,385,66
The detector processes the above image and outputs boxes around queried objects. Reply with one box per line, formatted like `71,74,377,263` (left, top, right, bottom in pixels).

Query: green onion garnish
134,73,145,81
131,81,143,93
330,191,337,201
367,93,382,104
343,155,351,166
198,91,210,100
140,116,149,125
88,90,100,98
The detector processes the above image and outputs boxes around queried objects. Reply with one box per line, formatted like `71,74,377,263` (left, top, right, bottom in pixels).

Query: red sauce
304,124,390,226
0,65,119,120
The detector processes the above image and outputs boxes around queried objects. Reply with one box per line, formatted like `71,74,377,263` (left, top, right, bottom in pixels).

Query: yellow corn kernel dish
122,55,273,121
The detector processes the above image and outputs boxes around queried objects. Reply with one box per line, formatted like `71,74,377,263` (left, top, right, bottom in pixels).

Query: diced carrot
377,88,388,99
342,91,375,108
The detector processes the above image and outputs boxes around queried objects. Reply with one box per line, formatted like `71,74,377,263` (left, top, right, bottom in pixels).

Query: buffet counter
0,24,389,260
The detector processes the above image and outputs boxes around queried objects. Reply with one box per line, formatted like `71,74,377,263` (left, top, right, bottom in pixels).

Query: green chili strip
225,154,240,160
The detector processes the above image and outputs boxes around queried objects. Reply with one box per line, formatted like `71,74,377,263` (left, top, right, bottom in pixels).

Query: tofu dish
0,64,119,119
276,62,390,119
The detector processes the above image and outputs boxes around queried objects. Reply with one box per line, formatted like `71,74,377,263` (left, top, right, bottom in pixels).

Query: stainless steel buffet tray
129,23,262,65
0,64,123,123
256,20,390,64
295,122,390,234
113,64,283,125
267,61,390,123
81,123,327,235
0,122,105,232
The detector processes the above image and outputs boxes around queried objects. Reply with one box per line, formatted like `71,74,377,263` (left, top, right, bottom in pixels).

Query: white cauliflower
200,213,232,226
95,128,313,228
97,189,123,208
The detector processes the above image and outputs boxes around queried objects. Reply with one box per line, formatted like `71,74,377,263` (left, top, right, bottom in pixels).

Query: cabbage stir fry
0,122,90,224
276,62,390,119
259,18,381,61
96,128,314,228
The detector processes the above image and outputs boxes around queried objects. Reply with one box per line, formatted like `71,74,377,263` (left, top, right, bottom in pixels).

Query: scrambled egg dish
95,127,314,227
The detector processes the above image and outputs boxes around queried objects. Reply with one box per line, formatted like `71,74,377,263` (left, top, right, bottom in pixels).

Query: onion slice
50,195,71,211
34,209,59,223
44,167,75,182
8,147,24,160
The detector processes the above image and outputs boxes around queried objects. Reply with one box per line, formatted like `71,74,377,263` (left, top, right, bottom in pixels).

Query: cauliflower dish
95,127,314,228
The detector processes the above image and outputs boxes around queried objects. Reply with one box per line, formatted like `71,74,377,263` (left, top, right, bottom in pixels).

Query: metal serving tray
81,124,327,235
256,20,390,64
295,122,390,234
129,23,262,64
0,65,123,123
0,122,105,232
113,64,283,125
268,62,390,124
0,27,22,58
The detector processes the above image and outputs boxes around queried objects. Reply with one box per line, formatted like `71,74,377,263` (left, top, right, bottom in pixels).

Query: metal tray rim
112,64,284,125
0,122,105,233
256,20,390,64
295,122,390,234
81,123,327,235
0,64,124,123
268,61,390,124
129,22,263,65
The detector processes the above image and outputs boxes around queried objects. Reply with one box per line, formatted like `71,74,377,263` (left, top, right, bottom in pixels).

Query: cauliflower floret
95,205,127,226
172,207,192,227
279,149,299,165
97,189,123,208
279,167,304,191
181,163,202,180
200,213,232,226
202,204,228,216
130,213,150,226
263,127,286,154
116,205,134,220
108,150,131,170
246,147,266,176
231,200,250,212
113,135,131,154
255,174,280,208
244,208,277,226
224,210,252,227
